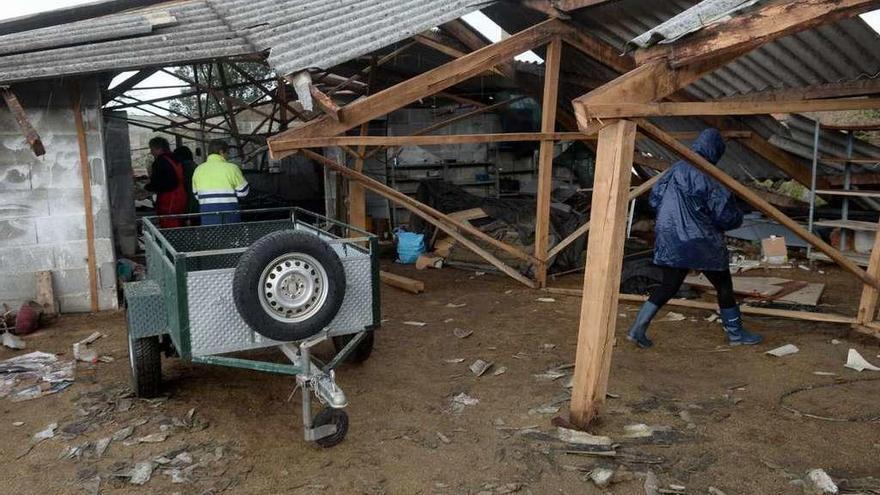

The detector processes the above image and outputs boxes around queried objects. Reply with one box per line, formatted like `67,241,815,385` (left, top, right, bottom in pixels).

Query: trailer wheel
313,407,349,448
234,230,346,342
129,335,162,398
332,331,375,364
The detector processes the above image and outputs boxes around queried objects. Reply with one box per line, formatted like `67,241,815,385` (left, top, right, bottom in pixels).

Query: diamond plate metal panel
124,280,167,339
187,245,374,357
163,220,295,253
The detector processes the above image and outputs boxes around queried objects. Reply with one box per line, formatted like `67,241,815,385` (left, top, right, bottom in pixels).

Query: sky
2,1,879,115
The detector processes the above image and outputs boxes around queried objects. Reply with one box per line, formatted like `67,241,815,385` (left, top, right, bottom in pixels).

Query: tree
168,62,274,117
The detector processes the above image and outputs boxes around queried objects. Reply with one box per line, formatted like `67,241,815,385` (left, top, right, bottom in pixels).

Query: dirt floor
1,262,880,494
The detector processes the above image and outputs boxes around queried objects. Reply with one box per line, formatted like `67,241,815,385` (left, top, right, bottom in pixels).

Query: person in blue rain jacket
627,128,762,348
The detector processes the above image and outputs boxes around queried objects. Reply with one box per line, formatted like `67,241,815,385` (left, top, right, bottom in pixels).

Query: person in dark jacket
145,137,187,228
173,145,199,217
627,128,762,348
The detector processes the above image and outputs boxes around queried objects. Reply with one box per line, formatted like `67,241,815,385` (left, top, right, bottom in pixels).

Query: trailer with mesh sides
124,208,379,447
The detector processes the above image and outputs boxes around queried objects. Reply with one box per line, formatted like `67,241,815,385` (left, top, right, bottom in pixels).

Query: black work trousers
648,267,737,310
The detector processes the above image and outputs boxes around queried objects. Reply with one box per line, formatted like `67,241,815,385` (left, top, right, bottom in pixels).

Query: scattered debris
76,331,104,346
0,351,74,402
136,432,169,443
72,343,98,363
446,302,467,308
542,343,556,350
112,426,135,442
2,332,25,350
444,358,465,364
831,339,841,345
845,349,880,372
469,359,493,377
804,469,838,495
403,321,427,327
706,314,719,323
453,328,473,339
557,427,612,446
589,467,615,487
12,421,24,427
622,423,654,439
533,369,567,381
536,297,555,303
528,405,560,415
129,461,154,485
708,487,727,495
34,422,58,441
644,470,660,495
493,366,507,376
436,432,451,444
766,344,800,357
658,312,686,322
451,393,479,413
94,437,111,457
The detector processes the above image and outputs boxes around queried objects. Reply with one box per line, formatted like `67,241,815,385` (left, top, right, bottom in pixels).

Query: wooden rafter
267,19,567,158
310,84,342,122
635,0,880,67
106,68,158,101
720,78,880,102
584,97,880,119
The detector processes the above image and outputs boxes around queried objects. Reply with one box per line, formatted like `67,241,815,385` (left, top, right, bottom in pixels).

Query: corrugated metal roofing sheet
0,0,487,84
628,0,760,49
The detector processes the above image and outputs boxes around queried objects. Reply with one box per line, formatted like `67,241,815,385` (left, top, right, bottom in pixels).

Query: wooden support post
1,87,45,156
349,121,369,231
569,120,637,428
535,36,562,287
856,218,880,325
70,81,100,313
636,118,880,290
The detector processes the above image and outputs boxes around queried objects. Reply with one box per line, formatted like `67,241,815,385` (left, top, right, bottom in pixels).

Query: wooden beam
635,118,880,290
299,149,540,285
569,120,637,428
721,78,880,102
535,37,563,287
636,0,880,67
584,97,880,120
554,0,616,10
70,81,100,313
310,84,342,122
1,87,45,156
857,218,880,325
227,63,305,122
547,170,667,260
441,19,517,79
562,27,635,74
380,271,424,294
268,19,566,158
106,68,158,100
273,132,599,151
545,288,857,325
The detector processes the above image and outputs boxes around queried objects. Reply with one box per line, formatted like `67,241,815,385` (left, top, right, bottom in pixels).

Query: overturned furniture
124,208,379,447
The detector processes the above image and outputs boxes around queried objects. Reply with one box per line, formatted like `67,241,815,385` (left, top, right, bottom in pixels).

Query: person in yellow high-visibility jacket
192,140,249,225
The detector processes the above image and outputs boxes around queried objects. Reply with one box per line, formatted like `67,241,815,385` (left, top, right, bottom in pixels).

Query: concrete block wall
0,78,117,313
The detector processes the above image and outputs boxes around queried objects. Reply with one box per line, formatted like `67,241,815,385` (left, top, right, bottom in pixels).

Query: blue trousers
199,203,241,225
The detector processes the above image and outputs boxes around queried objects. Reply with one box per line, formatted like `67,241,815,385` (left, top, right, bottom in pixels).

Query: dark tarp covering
410,180,586,273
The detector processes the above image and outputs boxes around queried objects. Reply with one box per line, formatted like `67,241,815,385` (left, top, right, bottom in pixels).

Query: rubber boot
627,301,660,348
720,306,762,345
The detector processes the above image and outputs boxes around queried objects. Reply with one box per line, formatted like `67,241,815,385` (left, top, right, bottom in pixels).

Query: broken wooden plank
1,87,45,156
544,287,855,325
310,84,341,122
380,271,424,294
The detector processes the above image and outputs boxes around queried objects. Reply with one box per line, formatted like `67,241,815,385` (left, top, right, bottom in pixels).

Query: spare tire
233,230,346,341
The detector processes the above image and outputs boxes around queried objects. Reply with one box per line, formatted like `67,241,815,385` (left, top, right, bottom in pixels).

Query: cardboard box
761,236,788,264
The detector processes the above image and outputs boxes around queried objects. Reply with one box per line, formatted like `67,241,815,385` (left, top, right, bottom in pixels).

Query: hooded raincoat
650,129,743,271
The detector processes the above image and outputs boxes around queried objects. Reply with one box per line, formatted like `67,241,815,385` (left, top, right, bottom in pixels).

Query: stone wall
0,78,117,312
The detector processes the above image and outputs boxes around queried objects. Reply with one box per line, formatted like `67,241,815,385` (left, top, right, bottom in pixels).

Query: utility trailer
124,208,379,447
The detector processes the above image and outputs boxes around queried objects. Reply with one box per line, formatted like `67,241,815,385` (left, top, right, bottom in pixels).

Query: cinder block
0,164,31,191
99,288,118,311
54,238,113,269
0,190,49,220
52,268,90,296
0,271,37,300
98,260,116,290
30,151,82,190
46,187,84,216
0,244,54,272
58,293,91,313
0,218,37,246
35,214,87,243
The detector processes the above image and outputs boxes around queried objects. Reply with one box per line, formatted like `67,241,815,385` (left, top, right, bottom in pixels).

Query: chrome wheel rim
258,253,329,323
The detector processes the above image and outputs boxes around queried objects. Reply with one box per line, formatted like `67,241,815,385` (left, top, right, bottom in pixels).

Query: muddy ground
1,262,879,494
